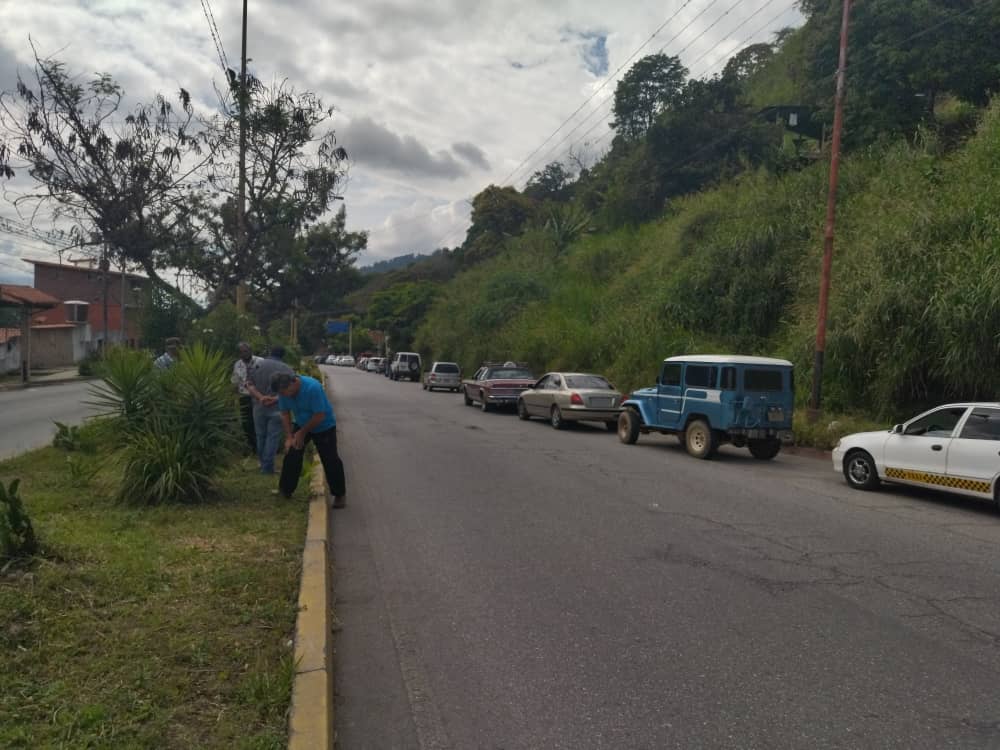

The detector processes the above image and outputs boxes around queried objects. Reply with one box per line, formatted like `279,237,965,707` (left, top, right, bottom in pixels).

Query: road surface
0,381,98,459
323,365,1000,749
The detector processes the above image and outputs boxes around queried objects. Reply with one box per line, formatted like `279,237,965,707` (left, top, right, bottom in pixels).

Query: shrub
0,479,37,561
88,347,157,437
77,350,101,376
52,421,83,451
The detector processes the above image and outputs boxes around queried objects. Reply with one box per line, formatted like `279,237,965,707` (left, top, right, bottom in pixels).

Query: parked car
518,372,622,430
390,352,422,381
423,361,461,392
833,402,1000,508
325,354,338,365
462,361,536,412
366,357,384,372
618,355,794,460
341,355,355,367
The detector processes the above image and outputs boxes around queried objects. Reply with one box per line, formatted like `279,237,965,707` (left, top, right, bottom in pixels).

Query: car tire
517,399,530,421
550,406,566,430
748,439,781,461
618,409,640,445
685,419,716,459
480,394,491,412
843,450,880,490
422,383,428,390
464,390,473,406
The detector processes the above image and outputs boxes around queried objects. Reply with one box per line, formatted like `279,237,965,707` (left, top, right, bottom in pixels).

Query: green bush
90,343,238,504
77,350,102,377
0,479,37,561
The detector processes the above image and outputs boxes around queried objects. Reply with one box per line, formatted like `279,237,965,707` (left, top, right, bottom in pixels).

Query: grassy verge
793,410,887,451
0,446,308,749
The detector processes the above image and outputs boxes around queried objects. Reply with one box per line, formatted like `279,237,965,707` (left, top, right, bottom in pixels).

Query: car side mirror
892,424,904,434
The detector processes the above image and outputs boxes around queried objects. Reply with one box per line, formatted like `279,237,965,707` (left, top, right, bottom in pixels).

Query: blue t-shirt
277,375,336,432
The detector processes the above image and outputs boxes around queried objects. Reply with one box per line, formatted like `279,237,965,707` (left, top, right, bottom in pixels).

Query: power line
498,0,700,188
200,0,230,74
513,0,773,184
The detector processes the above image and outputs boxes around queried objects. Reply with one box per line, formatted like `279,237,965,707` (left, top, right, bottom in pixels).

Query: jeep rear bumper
730,428,794,443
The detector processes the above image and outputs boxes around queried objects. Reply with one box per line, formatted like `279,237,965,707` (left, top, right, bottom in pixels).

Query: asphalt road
324,365,1000,750
0,381,98,459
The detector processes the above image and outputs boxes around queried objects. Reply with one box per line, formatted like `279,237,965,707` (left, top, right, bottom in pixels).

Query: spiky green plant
0,479,37,560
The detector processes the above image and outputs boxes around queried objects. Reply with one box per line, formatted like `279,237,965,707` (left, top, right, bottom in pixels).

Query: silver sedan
517,372,622,430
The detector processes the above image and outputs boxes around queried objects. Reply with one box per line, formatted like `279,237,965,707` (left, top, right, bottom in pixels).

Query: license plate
591,397,613,408
767,408,784,422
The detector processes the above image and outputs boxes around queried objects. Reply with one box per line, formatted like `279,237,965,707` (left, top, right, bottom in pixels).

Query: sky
0,0,803,285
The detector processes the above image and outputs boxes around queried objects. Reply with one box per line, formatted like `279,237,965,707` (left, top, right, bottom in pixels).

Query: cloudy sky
0,0,803,284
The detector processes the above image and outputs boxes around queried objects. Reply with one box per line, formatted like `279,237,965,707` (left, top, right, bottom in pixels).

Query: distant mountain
360,253,427,275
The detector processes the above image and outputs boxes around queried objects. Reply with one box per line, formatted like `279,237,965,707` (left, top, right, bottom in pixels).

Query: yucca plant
0,479,37,560
87,346,157,437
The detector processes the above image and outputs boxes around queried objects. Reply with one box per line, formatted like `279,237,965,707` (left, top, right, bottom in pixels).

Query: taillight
570,393,584,405
430,374,437,380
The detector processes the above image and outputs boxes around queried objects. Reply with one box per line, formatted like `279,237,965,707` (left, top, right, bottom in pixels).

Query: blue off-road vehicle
618,355,795,460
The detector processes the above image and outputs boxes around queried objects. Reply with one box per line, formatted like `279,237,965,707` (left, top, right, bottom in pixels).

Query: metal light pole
235,0,249,313
810,0,851,416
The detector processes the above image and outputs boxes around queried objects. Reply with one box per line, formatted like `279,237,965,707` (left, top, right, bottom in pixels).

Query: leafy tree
524,162,572,201
722,43,775,83
365,281,438,352
460,185,535,265
611,54,688,139
188,79,349,303
0,52,208,301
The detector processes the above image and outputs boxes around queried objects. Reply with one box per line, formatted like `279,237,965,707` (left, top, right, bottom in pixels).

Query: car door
944,407,1000,497
524,375,550,415
657,363,683,429
882,406,967,485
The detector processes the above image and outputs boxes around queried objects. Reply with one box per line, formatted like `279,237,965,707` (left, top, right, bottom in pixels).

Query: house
0,284,63,374
28,258,150,351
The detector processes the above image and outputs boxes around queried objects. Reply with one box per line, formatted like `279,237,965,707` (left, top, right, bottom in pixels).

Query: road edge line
288,463,334,750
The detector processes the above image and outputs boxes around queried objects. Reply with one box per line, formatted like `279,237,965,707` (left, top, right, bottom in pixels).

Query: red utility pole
810,0,851,416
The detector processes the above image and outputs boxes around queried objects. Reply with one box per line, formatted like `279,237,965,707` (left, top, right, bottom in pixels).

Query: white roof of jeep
664,354,793,367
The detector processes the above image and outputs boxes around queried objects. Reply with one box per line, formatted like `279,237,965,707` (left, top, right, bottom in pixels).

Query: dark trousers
239,395,257,454
279,425,347,498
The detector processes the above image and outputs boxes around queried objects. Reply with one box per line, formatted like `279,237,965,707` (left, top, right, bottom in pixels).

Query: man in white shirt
232,342,262,455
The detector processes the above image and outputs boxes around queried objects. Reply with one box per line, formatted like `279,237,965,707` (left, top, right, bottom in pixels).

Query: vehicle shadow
865,481,1000,519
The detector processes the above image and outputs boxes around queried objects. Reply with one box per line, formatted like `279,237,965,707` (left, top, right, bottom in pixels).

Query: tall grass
416,98,1000,420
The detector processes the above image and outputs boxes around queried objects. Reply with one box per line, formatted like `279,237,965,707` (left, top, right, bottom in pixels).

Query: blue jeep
618,355,795,460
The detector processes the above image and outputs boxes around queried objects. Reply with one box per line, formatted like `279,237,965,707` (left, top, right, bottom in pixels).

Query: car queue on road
319,352,1000,512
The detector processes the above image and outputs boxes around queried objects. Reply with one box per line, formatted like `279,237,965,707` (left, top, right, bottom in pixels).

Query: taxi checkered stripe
885,467,992,494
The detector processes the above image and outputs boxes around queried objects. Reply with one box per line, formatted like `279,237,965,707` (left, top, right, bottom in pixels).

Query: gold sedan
517,372,622,430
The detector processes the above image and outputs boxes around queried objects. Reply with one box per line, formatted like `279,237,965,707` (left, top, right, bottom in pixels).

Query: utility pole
810,0,851,417
100,245,110,352
235,0,249,313
120,258,127,345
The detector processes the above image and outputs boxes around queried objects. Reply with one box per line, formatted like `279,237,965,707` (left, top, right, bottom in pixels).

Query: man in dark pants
272,372,346,507
232,342,260,455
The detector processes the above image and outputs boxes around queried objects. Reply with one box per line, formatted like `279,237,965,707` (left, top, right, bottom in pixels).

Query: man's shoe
332,495,347,508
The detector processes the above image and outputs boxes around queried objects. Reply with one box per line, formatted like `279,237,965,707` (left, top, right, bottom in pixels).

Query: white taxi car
832,403,1000,508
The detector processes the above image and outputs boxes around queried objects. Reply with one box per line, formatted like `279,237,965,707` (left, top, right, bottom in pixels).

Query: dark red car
462,361,536,412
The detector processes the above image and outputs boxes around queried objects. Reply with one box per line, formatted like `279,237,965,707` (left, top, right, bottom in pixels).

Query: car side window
904,407,967,437
720,367,737,390
536,375,551,390
959,408,1000,441
660,363,682,387
684,365,717,388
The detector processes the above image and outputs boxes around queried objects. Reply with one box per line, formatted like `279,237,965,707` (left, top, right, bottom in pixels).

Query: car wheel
422,383,427,390
550,406,566,430
618,409,640,445
843,450,880,490
605,420,617,432
464,390,473,406
517,399,530,421
748,439,781,461
685,419,716,459
480,394,491,412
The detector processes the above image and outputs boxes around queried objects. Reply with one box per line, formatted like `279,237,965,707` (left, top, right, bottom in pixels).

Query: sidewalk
0,367,95,391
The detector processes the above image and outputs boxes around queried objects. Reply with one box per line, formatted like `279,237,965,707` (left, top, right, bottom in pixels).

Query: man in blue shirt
272,371,346,507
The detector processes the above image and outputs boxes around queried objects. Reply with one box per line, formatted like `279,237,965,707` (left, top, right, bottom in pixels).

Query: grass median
0,445,308,749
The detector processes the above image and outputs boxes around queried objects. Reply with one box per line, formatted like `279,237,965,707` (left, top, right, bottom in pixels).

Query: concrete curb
288,465,334,750
0,375,99,392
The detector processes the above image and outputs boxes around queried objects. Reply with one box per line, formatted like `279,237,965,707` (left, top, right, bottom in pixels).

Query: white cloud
0,0,803,273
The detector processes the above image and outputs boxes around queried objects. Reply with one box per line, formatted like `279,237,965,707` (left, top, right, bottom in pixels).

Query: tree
0,52,209,301
611,54,688,139
524,161,572,202
189,78,349,303
460,185,535,265
722,43,775,83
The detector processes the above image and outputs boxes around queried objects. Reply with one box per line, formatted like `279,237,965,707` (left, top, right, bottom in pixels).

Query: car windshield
565,375,612,390
486,368,533,379
435,363,460,373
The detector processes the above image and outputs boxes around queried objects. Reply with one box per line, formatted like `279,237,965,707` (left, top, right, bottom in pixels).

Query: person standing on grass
154,337,181,370
272,371,347,507
232,342,261,456
245,346,293,475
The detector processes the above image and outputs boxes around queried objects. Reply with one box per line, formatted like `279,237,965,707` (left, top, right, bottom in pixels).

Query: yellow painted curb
288,466,334,750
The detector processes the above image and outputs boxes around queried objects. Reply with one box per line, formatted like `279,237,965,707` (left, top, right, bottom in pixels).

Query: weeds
0,479,37,560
